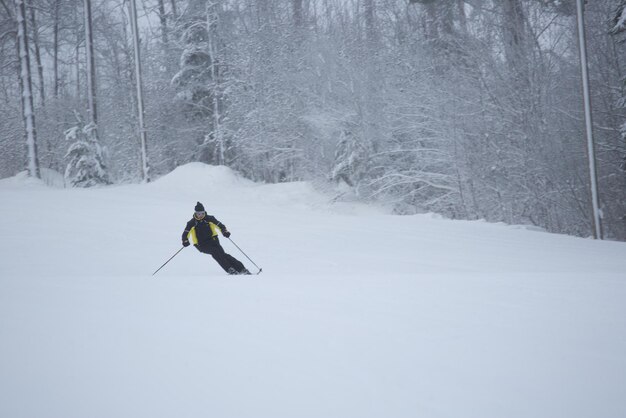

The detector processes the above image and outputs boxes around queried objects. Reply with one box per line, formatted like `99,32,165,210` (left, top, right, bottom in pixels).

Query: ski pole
152,246,185,276
227,237,262,273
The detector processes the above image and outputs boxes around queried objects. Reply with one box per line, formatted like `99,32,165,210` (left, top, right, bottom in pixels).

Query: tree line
1,0,625,239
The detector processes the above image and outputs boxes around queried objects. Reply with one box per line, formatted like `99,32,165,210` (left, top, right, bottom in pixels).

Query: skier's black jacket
182,214,227,246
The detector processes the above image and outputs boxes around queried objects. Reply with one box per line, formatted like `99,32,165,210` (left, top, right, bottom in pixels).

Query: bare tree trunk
421,1,454,42
575,0,603,239
84,0,98,129
157,0,175,73
27,0,44,107
457,0,467,35
1,0,16,108
207,0,223,164
74,3,80,99
502,0,528,75
293,0,303,28
53,0,59,98
128,0,150,181
423,2,438,40
363,0,376,45
15,0,40,178
169,0,177,20
157,0,168,46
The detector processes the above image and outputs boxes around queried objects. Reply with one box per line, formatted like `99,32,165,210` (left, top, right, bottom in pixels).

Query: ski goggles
195,211,206,217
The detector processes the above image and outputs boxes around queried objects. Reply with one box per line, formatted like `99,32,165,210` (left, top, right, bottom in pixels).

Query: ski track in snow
1,163,625,418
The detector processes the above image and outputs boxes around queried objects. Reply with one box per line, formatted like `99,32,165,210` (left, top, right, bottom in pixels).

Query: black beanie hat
195,202,205,212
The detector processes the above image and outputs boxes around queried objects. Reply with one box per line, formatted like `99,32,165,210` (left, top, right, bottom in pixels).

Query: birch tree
27,0,44,106
15,0,40,177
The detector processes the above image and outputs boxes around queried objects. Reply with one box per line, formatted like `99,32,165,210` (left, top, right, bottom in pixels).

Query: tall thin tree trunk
53,0,59,98
129,0,150,181
502,0,528,75
423,2,438,40
28,0,44,107
293,0,303,28
157,0,169,46
157,0,174,73
501,0,534,126
15,0,40,178
457,0,467,35
74,3,80,99
169,0,177,20
363,0,376,45
207,0,223,164
84,0,98,129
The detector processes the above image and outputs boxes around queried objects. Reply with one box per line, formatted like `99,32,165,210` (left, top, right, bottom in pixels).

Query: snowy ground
1,163,625,418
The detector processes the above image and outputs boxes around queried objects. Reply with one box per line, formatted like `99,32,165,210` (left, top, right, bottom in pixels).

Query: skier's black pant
195,239,246,274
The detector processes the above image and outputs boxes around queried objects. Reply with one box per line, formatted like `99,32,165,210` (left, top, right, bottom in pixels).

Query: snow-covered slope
1,163,625,418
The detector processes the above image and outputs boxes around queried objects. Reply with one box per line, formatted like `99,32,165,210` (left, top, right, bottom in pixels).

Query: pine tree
171,0,211,123
64,120,110,187
330,130,368,190
170,0,217,163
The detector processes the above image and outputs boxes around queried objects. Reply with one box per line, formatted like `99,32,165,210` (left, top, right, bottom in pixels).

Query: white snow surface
1,163,625,418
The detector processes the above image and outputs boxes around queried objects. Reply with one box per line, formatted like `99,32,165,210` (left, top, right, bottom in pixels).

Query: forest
1,0,625,240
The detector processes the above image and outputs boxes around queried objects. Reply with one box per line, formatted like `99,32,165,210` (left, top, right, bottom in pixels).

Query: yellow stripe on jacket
188,223,221,245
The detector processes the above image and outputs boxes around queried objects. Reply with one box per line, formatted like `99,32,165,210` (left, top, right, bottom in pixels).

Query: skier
182,202,251,275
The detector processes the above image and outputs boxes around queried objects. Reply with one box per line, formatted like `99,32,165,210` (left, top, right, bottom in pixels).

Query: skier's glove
182,240,190,247
222,230,231,238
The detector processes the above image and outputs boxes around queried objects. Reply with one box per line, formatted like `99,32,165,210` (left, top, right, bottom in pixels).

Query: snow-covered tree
171,1,211,120
331,129,368,189
64,120,110,187
171,0,214,162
